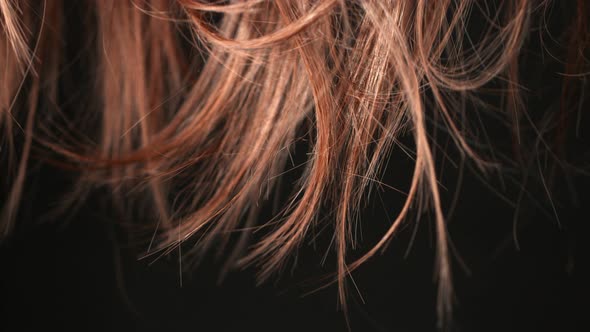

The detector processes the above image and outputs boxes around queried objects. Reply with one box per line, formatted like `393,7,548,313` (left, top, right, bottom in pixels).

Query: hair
1,0,588,327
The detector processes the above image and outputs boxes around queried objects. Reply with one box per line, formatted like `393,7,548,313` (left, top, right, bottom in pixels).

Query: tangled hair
1,0,588,326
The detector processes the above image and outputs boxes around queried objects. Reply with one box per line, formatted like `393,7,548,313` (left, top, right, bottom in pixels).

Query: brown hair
1,0,587,326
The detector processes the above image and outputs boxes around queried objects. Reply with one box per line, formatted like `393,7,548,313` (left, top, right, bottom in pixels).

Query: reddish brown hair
1,0,587,327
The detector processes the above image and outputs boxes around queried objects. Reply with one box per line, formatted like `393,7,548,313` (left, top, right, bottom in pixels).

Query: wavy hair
1,0,588,327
